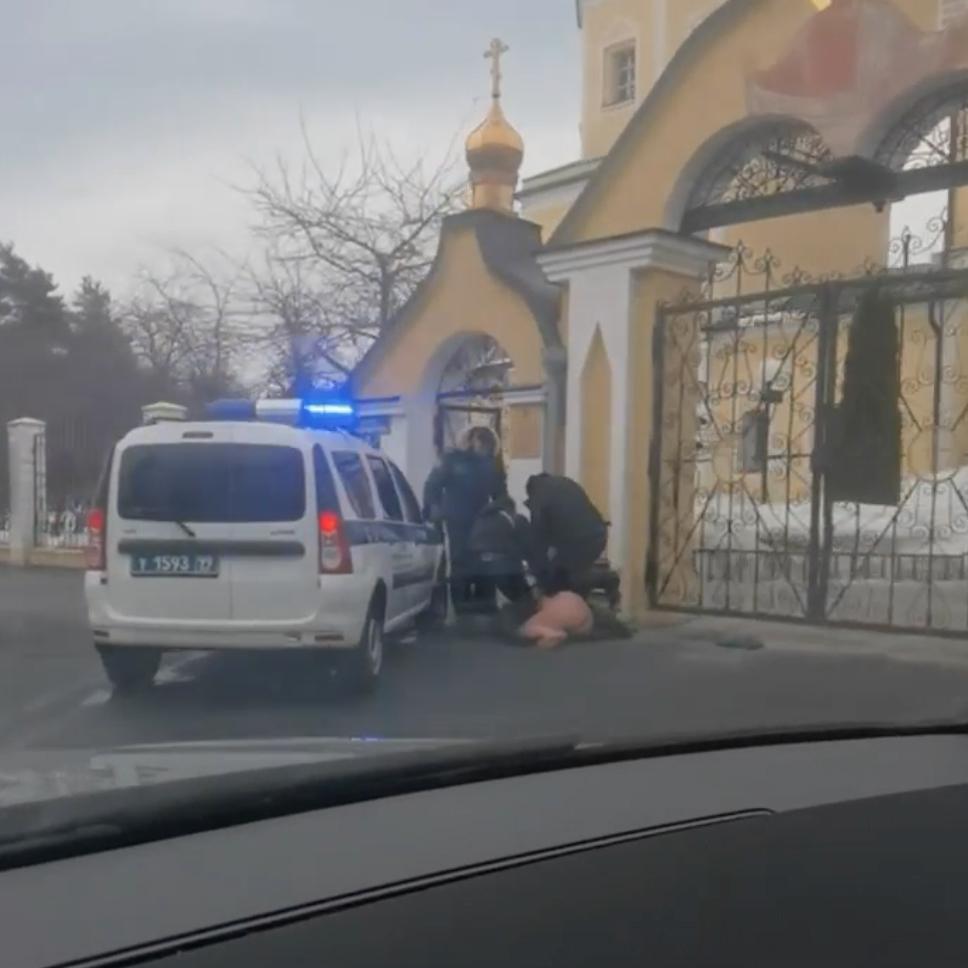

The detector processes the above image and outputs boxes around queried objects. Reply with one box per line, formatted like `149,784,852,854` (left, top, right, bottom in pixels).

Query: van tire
97,645,161,693
345,599,385,693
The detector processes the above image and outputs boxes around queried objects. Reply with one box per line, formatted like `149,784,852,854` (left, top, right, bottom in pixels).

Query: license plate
131,553,220,578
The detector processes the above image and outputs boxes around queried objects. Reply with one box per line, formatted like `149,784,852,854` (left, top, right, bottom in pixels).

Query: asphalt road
5,566,968,751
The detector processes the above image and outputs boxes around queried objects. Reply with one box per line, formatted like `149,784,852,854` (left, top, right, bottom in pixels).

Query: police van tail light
319,511,352,575
86,507,107,571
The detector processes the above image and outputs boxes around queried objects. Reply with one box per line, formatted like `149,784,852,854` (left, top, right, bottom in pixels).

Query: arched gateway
354,1,968,629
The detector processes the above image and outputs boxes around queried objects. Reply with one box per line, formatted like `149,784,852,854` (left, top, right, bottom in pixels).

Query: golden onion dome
466,39,524,213
466,98,525,166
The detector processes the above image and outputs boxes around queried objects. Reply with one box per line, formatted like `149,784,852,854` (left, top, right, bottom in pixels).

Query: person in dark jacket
525,473,608,596
469,495,540,637
469,496,535,605
423,426,506,613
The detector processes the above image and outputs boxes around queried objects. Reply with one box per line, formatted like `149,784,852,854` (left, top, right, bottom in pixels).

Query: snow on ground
701,465,968,557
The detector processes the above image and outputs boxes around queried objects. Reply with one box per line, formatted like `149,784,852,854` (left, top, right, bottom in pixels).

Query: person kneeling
469,497,540,634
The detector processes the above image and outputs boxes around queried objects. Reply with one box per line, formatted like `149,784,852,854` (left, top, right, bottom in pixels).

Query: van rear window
118,444,305,523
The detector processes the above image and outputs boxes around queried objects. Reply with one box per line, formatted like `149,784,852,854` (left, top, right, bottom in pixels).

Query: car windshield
4,0,968,837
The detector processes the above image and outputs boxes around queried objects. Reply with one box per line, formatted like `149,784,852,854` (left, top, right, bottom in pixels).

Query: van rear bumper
90,627,357,651
85,573,370,651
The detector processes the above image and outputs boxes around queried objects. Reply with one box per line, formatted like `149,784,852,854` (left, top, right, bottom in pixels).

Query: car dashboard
6,734,968,967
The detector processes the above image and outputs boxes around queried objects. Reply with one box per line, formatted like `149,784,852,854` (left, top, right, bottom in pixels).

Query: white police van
84,399,445,693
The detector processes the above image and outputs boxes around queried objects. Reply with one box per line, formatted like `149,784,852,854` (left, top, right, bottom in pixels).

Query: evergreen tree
0,244,71,423
828,289,902,507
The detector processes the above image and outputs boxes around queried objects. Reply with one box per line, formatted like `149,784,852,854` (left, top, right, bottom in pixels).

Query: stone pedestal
7,418,45,566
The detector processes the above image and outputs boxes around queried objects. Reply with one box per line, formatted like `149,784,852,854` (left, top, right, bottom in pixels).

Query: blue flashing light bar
300,396,358,430
304,403,355,417
206,399,257,421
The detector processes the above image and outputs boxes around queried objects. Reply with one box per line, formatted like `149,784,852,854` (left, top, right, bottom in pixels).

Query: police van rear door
221,425,318,624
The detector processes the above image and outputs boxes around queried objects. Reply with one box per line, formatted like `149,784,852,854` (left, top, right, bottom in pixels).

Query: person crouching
469,496,537,631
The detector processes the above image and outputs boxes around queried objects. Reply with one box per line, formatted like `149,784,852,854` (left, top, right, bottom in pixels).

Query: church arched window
680,120,833,234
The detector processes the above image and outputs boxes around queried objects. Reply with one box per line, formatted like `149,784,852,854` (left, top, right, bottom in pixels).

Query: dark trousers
445,519,475,613
539,531,608,596
448,520,505,615
495,571,532,604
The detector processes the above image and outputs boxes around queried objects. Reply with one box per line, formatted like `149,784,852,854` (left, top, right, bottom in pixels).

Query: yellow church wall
716,205,890,285
564,0,828,244
954,186,968,249
508,404,544,460
355,223,547,399
688,293,968,523
520,201,573,241
949,299,968,463
696,325,829,508
579,0,646,160
561,0,944,251
580,327,612,518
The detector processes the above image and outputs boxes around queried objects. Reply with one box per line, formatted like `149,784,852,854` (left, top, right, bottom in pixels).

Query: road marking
21,688,83,715
156,653,207,685
75,653,206,708
2,652,211,746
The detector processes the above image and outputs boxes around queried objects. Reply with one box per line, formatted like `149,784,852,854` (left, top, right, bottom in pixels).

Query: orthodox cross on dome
484,38,509,99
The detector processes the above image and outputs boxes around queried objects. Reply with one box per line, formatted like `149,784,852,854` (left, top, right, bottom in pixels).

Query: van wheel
97,645,161,693
345,602,385,693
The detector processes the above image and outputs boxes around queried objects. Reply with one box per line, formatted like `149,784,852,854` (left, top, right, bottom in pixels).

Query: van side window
366,455,404,522
313,446,341,513
388,461,422,524
332,451,376,520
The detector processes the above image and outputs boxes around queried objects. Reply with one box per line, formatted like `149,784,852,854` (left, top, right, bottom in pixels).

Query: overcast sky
0,0,580,297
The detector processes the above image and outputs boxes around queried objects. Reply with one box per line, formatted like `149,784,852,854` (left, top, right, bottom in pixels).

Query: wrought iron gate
32,428,47,545
647,245,968,635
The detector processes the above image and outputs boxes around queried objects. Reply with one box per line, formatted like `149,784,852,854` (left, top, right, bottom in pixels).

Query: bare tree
119,126,464,400
246,124,463,354
239,250,372,397
121,251,247,403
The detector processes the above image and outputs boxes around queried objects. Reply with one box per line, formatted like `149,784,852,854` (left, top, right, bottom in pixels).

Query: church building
352,0,968,626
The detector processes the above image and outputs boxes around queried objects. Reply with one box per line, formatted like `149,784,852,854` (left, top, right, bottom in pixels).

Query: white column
556,261,633,567
539,231,729,603
7,418,45,566
652,0,669,84
403,392,440,502
357,400,409,471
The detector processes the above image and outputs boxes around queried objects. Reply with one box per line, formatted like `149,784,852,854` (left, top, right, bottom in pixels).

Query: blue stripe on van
343,521,442,547
393,564,438,590
117,539,305,558
116,523,440,556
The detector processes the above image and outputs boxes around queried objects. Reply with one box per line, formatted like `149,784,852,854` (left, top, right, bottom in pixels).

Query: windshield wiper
125,507,198,537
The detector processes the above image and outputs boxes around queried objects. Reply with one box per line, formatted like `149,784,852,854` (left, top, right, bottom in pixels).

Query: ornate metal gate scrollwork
648,235,968,635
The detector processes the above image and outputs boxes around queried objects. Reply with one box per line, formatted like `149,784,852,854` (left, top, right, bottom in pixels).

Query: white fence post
7,418,45,566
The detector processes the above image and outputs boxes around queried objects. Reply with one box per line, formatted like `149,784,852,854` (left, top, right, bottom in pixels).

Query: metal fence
35,416,125,550
0,423,8,546
648,240,968,636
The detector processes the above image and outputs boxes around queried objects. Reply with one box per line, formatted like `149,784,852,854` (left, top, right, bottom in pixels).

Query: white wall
507,457,543,510
562,262,633,571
